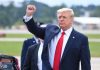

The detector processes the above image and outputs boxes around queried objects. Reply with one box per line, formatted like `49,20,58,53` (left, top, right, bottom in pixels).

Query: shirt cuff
23,15,33,22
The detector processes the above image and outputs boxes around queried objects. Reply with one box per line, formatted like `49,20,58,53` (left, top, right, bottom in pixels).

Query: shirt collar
60,27,73,35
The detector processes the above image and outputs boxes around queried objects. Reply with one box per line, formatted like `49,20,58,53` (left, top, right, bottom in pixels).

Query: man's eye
58,16,61,18
58,16,67,19
63,16,67,18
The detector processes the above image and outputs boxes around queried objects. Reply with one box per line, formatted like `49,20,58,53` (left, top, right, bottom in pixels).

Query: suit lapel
44,26,60,47
61,29,76,62
33,44,40,67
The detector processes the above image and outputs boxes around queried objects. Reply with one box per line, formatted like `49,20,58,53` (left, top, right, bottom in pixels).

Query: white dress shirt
48,27,73,68
38,42,43,70
23,15,32,22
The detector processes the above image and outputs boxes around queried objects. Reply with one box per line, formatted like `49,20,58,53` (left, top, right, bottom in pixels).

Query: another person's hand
26,4,36,17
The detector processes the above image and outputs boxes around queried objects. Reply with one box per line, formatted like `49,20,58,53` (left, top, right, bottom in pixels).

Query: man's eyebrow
58,16,67,18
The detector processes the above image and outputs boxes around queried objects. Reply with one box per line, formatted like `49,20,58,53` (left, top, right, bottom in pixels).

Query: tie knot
62,31,65,35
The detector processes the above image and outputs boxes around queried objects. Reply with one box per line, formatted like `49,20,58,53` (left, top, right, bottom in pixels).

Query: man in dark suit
23,5,91,70
23,40,43,70
21,37,37,69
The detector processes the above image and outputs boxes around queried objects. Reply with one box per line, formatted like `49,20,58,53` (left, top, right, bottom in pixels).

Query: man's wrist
23,15,33,22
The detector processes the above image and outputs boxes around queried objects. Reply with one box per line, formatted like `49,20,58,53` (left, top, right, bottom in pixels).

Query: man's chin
59,25,64,28
59,25,65,29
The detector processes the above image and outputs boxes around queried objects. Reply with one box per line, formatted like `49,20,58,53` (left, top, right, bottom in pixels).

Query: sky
0,0,100,7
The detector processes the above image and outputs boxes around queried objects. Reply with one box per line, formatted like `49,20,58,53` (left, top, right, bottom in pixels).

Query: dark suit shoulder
24,37,37,45
46,24,59,30
25,37,36,42
28,43,40,52
74,30,88,40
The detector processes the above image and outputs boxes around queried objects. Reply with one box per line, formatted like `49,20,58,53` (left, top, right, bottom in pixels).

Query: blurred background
0,0,100,70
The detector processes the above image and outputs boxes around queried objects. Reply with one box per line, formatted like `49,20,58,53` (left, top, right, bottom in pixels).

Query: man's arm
23,18,45,39
23,5,46,39
80,37,91,70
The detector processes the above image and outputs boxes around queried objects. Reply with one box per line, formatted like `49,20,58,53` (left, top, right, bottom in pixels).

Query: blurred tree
90,6,100,17
0,0,100,28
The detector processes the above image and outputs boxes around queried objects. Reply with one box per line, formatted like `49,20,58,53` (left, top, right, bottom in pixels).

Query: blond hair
57,8,74,16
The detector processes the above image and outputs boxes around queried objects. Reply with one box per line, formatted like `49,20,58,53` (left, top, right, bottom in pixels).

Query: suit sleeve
22,46,33,70
23,18,46,39
80,37,91,70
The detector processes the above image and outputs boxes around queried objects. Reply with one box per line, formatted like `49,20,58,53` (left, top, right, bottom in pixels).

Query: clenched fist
26,4,36,16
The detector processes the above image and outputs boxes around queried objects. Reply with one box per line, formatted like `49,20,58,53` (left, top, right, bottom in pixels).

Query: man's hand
26,4,36,17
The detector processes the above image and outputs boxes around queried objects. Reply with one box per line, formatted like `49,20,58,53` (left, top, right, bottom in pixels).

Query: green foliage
0,2,23,28
0,1,100,28
90,6,100,17
0,1,66,28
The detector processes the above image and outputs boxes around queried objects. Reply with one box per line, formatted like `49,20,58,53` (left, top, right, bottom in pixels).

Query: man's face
57,11,73,30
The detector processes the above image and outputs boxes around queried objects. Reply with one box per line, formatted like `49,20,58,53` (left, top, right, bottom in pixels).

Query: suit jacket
23,43,40,70
21,37,37,69
24,18,91,70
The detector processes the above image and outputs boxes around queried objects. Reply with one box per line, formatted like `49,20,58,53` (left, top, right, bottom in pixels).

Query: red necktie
53,32,65,70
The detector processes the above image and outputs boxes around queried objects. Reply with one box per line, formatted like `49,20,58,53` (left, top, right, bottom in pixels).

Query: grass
89,42,100,57
0,41,23,56
0,41,100,57
86,34,100,39
3,34,100,39
6,34,33,38
0,33,100,57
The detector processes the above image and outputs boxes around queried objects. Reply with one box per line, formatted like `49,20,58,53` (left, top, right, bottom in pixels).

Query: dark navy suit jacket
21,37,37,69
24,18,91,70
23,43,40,70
